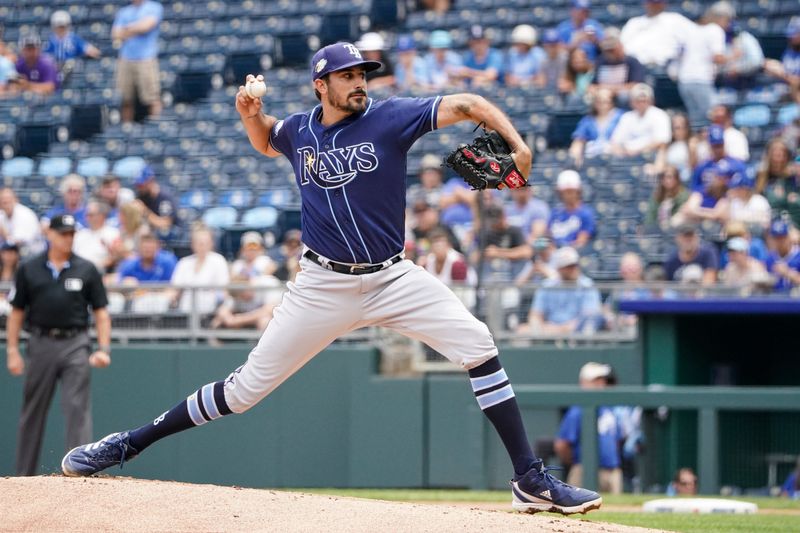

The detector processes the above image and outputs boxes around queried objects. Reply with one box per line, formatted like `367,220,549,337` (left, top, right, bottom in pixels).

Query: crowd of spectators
0,0,799,336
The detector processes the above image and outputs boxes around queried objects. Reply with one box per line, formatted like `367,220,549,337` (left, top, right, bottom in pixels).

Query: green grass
297,489,800,532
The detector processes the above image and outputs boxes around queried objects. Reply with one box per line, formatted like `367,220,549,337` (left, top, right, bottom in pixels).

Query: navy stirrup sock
128,381,232,452
469,357,538,477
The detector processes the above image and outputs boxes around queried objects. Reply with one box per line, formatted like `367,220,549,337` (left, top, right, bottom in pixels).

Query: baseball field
2,477,798,533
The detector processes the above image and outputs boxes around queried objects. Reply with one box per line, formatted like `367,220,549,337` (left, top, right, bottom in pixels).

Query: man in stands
536,29,568,91
504,25,545,88
112,0,163,122
132,165,177,239
765,219,800,291
43,10,101,66
520,246,603,335
14,33,58,96
73,200,120,274
116,233,176,285
474,204,532,280
609,83,671,158
548,170,595,249
589,28,645,105
93,174,135,228
664,224,718,284
355,32,395,90
42,174,88,229
504,184,550,243
458,25,503,88
423,30,463,91
0,188,42,258
556,0,603,62
619,0,695,69
698,104,749,162
406,154,445,208
765,17,800,103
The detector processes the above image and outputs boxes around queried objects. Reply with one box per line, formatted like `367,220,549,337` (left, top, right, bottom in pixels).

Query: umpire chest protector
269,96,442,265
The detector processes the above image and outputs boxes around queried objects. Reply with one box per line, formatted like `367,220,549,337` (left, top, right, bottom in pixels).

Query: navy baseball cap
572,0,590,9
50,214,77,233
134,165,155,186
310,42,382,81
708,124,725,146
770,219,790,236
396,35,416,52
541,29,561,45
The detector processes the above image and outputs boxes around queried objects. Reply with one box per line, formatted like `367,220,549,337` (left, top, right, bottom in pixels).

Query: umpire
5,214,111,476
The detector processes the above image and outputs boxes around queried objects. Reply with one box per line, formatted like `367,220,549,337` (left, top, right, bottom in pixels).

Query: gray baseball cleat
511,462,602,515
61,431,139,477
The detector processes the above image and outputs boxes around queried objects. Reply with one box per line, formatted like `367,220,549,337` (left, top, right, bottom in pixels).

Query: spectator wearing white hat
548,170,595,249
424,30,462,90
722,237,767,288
520,246,603,335
504,25,545,88
609,83,671,158
356,32,395,90
555,362,623,493
43,10,101,66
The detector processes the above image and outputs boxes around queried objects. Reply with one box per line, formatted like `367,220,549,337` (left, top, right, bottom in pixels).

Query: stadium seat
112,156,147,181
257,189,293,208
1,157,35,179
37,157,72,178
202,206,238,229
173,70,213,103
76,156,110,178
777,103,799,125
180,190,213,209
733,105,771,128
241,206,279,228
69,104,106,141
15,124,53,157
218,189,253,208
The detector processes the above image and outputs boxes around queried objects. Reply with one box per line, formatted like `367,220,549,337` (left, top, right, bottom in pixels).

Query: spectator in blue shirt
424,30,462,90
112,0,163,122
679,125,747,224
782,457,800,499
504,25,545,88
554,362,623,494
569,87,624,167
116,233,176,283
44,10,101,65
459,25,503,87
765,17,800,104
548,170,596,249
394,35,429,91
556,0,604,62
536,29,568,91
666,467,699,496
765,219,800,291
522,246,603,335
504,186,550,242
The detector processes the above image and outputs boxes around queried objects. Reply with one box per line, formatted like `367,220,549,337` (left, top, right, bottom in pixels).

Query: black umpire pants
16,331,92,476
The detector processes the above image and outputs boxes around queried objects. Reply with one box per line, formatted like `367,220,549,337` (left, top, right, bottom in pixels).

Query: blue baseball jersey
548,204,596,247
782,48,800,77
558,406,621,468
43,32,88,63
690,156,747,208
765,246,800,291
270,96,442,264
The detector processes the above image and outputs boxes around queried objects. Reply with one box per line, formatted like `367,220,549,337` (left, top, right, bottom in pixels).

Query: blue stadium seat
202,206,238,229
179,190,213,209
112,156,147,181
37,157,72,178
218,189,253,208
733,104,771,128
1,157,35,179
241,206,279,228
777,103,799,126
257,189,293,208
77,156,110,177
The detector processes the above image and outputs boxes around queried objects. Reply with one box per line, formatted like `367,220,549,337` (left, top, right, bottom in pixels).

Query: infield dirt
1,476,669,532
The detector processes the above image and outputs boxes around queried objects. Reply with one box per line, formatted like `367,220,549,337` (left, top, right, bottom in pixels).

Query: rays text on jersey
296,143,379,189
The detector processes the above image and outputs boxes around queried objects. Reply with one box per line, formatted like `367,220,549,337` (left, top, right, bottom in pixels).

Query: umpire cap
311,42,382,81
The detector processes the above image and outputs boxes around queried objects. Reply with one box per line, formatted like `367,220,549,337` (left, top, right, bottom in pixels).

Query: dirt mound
1,476,665,533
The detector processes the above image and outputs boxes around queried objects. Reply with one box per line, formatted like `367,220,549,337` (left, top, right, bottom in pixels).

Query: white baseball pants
223,256,498,413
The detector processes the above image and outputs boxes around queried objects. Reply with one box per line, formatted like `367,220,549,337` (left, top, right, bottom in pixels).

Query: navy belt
303,250,403,275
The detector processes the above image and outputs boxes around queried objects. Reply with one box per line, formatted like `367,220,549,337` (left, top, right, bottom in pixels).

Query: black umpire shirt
10,252,108,329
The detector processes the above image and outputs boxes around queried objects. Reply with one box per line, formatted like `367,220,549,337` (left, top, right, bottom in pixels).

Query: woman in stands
653,113,700,182
755,138,795,194
645,166,690,231
559,47,594,102
568,87,623,168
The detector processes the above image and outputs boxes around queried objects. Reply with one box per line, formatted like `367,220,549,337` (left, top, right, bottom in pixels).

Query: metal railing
0,281,796,345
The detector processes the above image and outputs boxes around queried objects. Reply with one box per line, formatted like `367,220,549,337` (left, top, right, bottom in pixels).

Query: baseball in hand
245,77,267,99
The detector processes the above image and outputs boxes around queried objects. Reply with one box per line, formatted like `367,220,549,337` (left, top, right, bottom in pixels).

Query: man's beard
329,90,368,114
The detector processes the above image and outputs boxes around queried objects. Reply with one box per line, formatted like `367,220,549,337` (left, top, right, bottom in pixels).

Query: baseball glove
444,129,528,190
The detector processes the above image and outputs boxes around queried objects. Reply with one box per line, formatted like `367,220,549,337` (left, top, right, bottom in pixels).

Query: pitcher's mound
1,476,663,533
